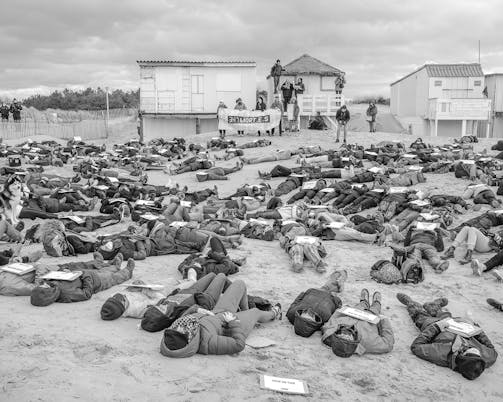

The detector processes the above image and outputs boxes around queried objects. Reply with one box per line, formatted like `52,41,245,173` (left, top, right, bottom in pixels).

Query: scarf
169,314,200,343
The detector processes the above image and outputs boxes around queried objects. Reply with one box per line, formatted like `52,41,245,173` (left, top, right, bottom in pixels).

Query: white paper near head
416,221,438,231
294,236,318,245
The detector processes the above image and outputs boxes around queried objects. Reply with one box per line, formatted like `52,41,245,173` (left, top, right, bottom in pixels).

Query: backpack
370,260,402,284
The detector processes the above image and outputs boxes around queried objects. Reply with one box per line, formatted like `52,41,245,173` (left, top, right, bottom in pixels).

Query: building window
320,76,335,91
474,80,482,86
434,80,442,87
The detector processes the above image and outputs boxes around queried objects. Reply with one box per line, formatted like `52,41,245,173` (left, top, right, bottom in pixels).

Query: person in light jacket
366,102,378,133
321,289,394,357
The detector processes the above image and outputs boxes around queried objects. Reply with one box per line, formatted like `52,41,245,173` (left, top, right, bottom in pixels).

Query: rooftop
268,54,344,78
137,58,255,66
391,63,484,86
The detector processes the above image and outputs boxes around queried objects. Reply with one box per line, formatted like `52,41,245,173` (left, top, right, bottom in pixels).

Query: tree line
23,88,139,111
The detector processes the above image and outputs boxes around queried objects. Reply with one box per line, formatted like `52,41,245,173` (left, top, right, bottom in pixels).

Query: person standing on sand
366,101,378,133
217,101,227,139
0,102,10,122
335,105,350,143
268,94,283,136
10,99,22,122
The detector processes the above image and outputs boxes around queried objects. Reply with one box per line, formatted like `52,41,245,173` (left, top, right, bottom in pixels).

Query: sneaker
423,298,448,316
396,293,413,306
487,298,503,311
316,262,327,273
471,259,484,276
271,303,282,320
372,291,382,305
112,253,124,269
93,251,105,263
326,269,347,293
360,288,370,304
491,269,503,282
126,258,135,273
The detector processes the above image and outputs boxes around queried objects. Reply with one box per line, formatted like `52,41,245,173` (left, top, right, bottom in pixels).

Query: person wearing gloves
160,279,281,357
396,293,498,380
321,289,394,357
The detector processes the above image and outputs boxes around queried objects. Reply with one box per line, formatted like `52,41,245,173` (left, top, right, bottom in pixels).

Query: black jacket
287,288,342,324
336,108,350,123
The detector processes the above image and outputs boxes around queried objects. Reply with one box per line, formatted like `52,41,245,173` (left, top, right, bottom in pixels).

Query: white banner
218,109,282,132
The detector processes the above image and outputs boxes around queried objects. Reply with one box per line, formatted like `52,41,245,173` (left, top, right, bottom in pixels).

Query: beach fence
0,108,137,141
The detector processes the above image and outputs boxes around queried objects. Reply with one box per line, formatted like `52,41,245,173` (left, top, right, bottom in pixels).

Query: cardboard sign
365,151,378,156
1,263,35,275
302,180,317,190
41,271,82,281
140,213,160,221
460,159,475,165
409,199,430,207
65,215,85,224
281,220,297,226
307,205,330,209
367,167,381,173
169,221,188,228
108,177,119,183
371,188,385,193
408,165,423,171
416,221,438,231
438,318,482,338
339,305,380,324
259,375,309,395
294,236,318,245
389,187,408,194
320,188,335,193
135,200,155,206
419,213,439,221
327,221,346,229
403,153,417,158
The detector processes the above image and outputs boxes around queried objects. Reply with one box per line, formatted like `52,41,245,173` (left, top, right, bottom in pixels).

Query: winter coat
0,271,36,296
366,105,378,121
287,288,342,324
160,312,246,357
270,64,283,77
410,313,497,370
336,108,350,123
150,223,207,255
404,227,444,251
322,307,395,355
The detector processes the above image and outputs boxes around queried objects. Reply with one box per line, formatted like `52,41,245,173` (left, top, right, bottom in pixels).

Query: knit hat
329,325,360,358
294,309,322,337
163,329,189,350
30,283,61,306
100,294,126,320
141,305,173,332
455,353,486,380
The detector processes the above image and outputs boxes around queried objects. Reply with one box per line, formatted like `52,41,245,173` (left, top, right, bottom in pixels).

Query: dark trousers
483,250,503,272
270,165,292,177
474,190,496,205
19,207,58,220
407,303,452,331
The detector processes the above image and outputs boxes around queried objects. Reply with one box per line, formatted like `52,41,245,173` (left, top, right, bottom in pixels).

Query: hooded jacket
321,308,395,355
287,288,342,324
160,313,246,358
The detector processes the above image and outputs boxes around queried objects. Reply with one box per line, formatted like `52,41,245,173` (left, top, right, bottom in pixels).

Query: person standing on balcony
294,78,305,97
335,105,350,143
366,101,378,133
10,99,22,122
270,60,284,94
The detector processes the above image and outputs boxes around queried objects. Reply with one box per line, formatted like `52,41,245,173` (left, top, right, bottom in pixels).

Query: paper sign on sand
302,180,317,190
416,221,438,231
339,305,380,324
294,236,318,245
1,263,35,275
437,318,482,338
259,375,309,395
41,271,82,281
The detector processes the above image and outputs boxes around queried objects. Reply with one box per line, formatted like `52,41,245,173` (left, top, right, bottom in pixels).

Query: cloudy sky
1,0,502,100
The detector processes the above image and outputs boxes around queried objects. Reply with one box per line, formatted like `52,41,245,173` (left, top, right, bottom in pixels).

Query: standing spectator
366,101,378,133
281,80,294,111
268,94,284,136
294,78,305,97
255,96,266,112
0,102,10,122
10,99,22,122
287,97,300,132
256,96,267,137
335,105,350,143
270,59,284,94
234,98,247,136
217,101,227,139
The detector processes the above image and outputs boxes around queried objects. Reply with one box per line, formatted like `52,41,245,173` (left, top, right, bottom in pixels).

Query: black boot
460,249,473,265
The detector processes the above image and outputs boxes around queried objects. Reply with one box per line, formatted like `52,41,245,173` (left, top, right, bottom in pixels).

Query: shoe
460,249,473,265
112,253,124,269
396,293,413,306
233,256,247,266
126,258,135,273
491,269,503,282
292,262,303,273
423,298,448,316
271,303,282,320
471,259,485,276
316,262,327,273
93,251,105,263
436,261,449,272
326,270,347,293
487,298,503,311
441,246,455,260
335,139,340,143
372,291,382,305
360,288,370,304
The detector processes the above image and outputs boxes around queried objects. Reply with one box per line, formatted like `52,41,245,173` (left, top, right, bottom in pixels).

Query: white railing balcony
299,94,344,116
427,98,491,121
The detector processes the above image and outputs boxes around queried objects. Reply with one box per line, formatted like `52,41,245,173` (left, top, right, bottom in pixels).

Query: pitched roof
391,63,484,86
271,54,344,77
137,58,255,66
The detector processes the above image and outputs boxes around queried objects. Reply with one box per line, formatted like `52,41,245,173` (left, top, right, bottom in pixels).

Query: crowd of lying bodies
1,133,503,380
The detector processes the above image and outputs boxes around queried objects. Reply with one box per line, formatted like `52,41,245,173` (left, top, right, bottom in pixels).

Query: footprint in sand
72,343,114,365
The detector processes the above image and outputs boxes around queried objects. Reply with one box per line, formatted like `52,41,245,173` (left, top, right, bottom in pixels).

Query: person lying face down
160,279,281,358
396,293,498,380
31,257,134,306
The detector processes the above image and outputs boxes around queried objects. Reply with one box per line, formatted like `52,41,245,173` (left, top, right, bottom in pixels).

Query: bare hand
197,308,215,316
222,312,236,323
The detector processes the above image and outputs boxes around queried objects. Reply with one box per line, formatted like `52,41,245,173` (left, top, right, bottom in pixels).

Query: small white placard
140,213,160,221
135,200,155,206
419,213,439,221
1,263,35,275
339,305,380,324
416,221,438,231
73,136,82,142
65,215,85,224
389,187,408,194
372,188,385,193
302,180,317,190
409,199,430,207
438,318,482,338
365,151,378,156
307,205,329,209
408,165,423,171
249,218,271,226
290,173,307,178
41,271,82,281
294,236,318,245
460,159,475,165
327,221,346,229
281,220,297,226
169,221,188,228
403,153,417,158
94,185,109,191
320,188,335,193
259,375,309,395
368,167,381,173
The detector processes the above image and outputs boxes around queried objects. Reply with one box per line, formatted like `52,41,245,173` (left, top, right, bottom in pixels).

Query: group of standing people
0,99,22,122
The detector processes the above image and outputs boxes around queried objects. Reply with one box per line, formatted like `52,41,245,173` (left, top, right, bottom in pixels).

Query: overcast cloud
1,0,502,99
